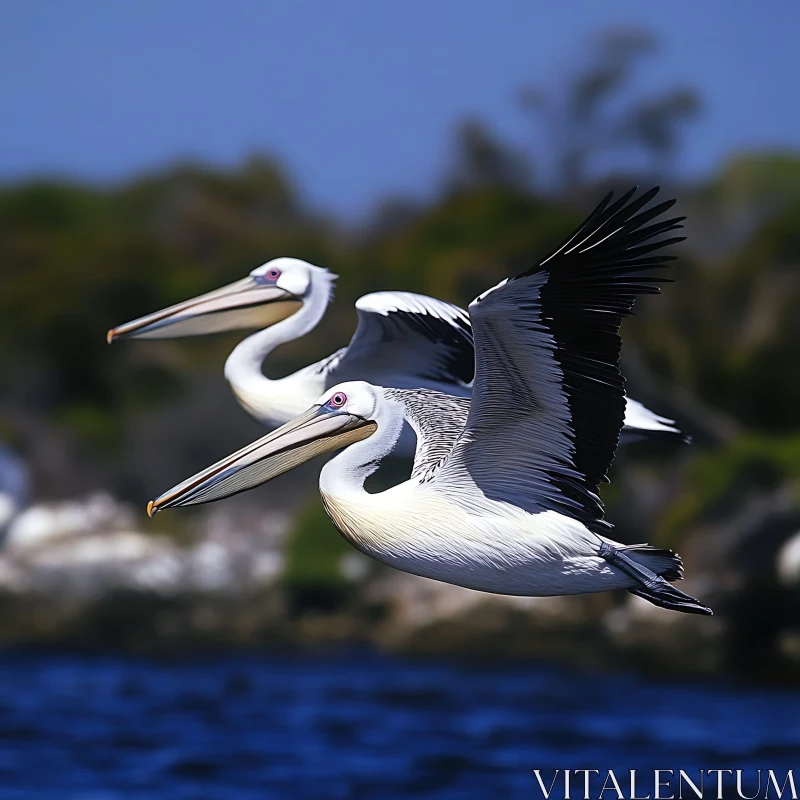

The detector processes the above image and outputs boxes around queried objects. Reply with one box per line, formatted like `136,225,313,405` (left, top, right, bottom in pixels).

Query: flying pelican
107,264,474,440
147,187,712,615
107,263,685,445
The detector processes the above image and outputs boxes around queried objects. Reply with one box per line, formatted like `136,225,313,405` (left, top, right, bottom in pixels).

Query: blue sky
1,0,798,218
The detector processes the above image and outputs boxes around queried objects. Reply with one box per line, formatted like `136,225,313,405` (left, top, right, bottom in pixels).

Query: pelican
107,264,684,446
107,265,473,440
147,187,712,615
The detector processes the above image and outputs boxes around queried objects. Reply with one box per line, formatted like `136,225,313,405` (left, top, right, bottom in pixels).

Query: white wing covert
384,389,471,482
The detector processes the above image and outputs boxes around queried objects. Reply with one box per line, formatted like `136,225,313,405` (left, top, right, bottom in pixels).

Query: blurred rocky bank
0,491,798,684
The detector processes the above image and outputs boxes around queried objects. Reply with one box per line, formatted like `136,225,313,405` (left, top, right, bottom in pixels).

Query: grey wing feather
384,389,471,482
436,187,684,531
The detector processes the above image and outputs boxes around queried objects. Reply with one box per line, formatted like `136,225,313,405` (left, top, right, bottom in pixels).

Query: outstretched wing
328,292,474,390
436,187,684,530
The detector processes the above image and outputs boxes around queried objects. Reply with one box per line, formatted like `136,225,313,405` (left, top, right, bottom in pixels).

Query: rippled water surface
0,649,797,799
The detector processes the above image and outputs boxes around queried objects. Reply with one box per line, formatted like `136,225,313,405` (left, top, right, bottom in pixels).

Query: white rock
188,540,235,592
0,494,17,531
6,506,69,551
0,555,29,592
198,506,291,550
129,553,184,594
777,531,800,586
339,553,370,582
4,493,138,553
22,531,170,568
0,445,29,531
249,551,284,585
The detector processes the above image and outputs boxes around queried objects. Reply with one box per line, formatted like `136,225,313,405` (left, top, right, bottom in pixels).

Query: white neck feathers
222,272,335,421
319,393,406,501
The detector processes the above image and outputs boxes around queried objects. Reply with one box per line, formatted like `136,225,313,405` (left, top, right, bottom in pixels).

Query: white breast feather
321,485,634,596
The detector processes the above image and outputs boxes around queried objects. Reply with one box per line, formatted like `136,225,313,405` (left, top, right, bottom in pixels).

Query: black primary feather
513,186,684,503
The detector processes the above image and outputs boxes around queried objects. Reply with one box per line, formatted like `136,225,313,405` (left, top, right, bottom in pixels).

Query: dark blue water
0,649,797,799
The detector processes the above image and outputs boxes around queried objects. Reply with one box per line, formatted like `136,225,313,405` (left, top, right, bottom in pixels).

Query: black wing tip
636,185,659,201
599,184,679,224
602,184,660,210
522,185,682,282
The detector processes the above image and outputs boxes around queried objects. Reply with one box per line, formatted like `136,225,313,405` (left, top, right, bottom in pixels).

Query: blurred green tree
518,29,700,188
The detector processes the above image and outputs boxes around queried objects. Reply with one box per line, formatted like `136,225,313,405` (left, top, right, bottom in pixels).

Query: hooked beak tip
146,500,158,518
106,329,117,344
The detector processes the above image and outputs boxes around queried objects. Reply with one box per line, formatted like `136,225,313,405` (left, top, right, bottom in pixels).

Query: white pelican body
318,391,633,597
109,261,684,444
149,188,710,614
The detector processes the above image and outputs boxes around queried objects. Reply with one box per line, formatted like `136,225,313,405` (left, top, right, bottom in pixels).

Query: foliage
518,29,700,188
282,501,355,611
660,435,800,543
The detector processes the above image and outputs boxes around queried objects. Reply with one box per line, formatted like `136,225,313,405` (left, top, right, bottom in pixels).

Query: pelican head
146,382,380,515
107,258,336,343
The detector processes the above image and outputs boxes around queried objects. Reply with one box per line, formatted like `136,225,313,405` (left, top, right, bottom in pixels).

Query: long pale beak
147,407,377,516
107,278,302,342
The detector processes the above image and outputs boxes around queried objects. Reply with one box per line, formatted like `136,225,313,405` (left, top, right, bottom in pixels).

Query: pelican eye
266,267,281,281
329,392,347,408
